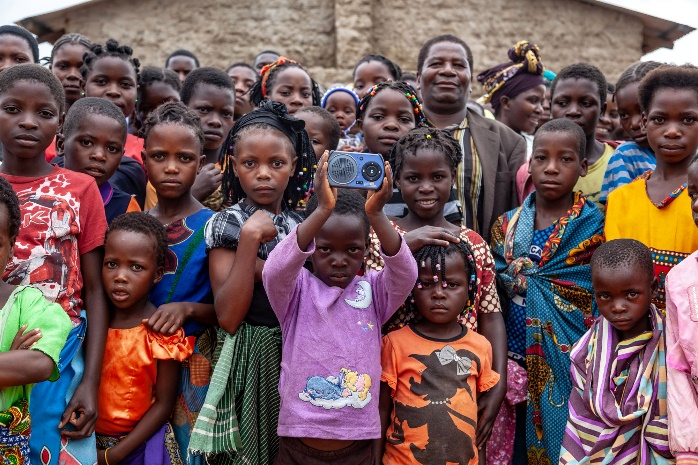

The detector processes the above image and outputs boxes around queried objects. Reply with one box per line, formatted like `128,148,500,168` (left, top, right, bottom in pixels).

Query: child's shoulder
667,250,698,284
608,171,650,200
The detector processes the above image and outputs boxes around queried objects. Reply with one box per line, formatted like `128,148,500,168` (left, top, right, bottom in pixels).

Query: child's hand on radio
366,161,393,215
314,151,338,213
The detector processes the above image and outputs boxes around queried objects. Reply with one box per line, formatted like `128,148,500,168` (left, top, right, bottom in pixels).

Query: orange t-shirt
381,325,499,465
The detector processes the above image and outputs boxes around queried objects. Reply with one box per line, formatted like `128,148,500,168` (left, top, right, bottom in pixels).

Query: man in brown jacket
417,34,526,241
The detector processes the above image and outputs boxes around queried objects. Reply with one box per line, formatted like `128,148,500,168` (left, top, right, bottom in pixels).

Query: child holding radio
262,152,417,464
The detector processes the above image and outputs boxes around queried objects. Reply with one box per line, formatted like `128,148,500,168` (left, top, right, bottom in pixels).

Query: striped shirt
599,141,655,204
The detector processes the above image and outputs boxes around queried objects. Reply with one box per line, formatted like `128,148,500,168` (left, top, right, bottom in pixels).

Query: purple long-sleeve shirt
263,225,417,440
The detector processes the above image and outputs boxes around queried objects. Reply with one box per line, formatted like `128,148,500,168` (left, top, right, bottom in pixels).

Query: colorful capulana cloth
96,422,183,465
559,305,674,464
490,191,604,465
0,398,31,464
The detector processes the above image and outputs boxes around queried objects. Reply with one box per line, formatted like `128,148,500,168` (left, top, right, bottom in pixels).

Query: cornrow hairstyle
142,101,205,154
353,54,402,81
388,127,462,181
418,35,473,74
534,119,587,160
0,176,21,242
226,61,256,74
551,62,607,106
614,61,662,99
139,66,181,95
638,64,698,113
0,25,39,63
295,106,341,151
306,188,370,237
165,49,200,68
591,238,653,284
412,242,478,314
221,100,316,209
106,212,168,268
180,67,233,105
248,57,321,107
81,39,141,83
0,63,65,115
357,81,427,127
48,33,92,66
63,97,127,143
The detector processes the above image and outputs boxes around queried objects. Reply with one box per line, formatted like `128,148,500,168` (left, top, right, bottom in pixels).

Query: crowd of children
0,21,697,465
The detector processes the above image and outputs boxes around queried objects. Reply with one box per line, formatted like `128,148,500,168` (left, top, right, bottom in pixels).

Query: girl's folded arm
0,350,54,386
102,359,180,464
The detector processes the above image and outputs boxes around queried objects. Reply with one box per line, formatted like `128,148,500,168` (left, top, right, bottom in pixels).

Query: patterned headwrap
259,56,298,98
476,41,545,114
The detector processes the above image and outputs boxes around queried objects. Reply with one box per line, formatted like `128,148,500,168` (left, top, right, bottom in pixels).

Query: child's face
593,265,656,341
551,78,604,138
643,88,698,164
144,123,203,200
84,56,138,118
616,82,648,148
359,89,416,156
102,230,163,309
311,214,368,289
51,43,89,105
501,84,546,135
353,61,393,98
227,65,257,119
137,82,180,128
688,162,698,227
0,34,33,72
595,93,620,140
540,86,552,126
0,80,61,161
529,131,587,202
167,55,197,84
254,53,278,74
296,112,331,159
413,253,470,325
0,205,15,275
232,129,297,213
325,91,357,132
188,83,235,152
61,114,125,187
396,148,455,221
267,67,313,115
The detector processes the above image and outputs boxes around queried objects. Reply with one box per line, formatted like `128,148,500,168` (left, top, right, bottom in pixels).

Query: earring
135,98,138,103
81,91,85,96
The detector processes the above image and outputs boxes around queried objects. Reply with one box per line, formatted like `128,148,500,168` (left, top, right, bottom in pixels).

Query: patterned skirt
96,422,182,465
0,398,31,464
188,323,282,465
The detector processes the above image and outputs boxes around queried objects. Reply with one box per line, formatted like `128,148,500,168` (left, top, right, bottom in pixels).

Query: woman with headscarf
478,41,546,155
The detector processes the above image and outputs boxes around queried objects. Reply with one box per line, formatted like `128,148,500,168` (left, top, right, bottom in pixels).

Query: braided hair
410,242,478,320
221,100,316,209
357,81,426,126
142,101,205,154
139,66,181,94
81,39,141,83
388,127,462,181
248,57,321,107
47,33,92,66
614,61,662,100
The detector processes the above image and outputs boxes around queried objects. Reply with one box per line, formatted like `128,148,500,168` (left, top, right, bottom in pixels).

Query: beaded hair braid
357,81,426,126
413,242,478,311
387,127,463,180
220,101,316,209
80,39,141,83
248,56,321,107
